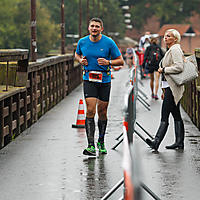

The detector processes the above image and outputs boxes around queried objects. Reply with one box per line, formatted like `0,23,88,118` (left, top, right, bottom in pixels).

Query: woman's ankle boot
146,121,168,151
166,120,184,149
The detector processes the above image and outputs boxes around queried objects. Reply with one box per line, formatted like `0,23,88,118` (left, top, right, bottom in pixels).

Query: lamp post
61,0,65,54
30,0,37,62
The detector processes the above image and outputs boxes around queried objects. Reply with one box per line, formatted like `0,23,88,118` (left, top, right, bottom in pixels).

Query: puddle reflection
82,155,109,199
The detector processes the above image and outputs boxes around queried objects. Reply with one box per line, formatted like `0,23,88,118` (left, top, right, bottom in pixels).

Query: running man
75,18,124,156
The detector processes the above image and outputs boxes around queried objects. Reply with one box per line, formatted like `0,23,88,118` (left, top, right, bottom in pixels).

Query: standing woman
146,29,185,151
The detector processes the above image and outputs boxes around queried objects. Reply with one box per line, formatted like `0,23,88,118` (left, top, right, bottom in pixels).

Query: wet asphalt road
0,66,200,200
135,73,200,200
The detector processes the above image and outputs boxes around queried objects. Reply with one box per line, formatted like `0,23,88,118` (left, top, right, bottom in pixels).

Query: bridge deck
0,66,200,200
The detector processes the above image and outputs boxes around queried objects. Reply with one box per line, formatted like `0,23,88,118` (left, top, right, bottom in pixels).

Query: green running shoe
97,142,107,154
83,145,96,156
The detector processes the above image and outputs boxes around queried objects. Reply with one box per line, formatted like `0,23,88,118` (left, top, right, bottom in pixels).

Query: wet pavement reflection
0,67,200,199
136,90,200,200
82,155,108,200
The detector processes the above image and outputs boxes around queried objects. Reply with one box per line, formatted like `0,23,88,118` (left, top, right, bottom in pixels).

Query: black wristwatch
109,60,112,65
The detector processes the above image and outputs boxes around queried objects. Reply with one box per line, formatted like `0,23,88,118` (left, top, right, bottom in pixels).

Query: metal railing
103,59,160,199
181,48,200,130
0,51,82,148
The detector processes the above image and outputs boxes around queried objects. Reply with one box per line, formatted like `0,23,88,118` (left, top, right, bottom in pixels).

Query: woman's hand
161,92,164,100
161,89,165,100
158,67,163,73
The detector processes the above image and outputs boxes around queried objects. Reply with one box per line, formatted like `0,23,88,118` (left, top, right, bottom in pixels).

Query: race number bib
89,71,103,83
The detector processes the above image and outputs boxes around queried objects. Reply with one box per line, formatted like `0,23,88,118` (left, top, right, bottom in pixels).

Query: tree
129,0,200,29
0,0,127,53
40,0,125,43
40,0,80,46
36,1,60,54
0,0,19,48
0,0,59,55
13,1,30,49
100,0,125,39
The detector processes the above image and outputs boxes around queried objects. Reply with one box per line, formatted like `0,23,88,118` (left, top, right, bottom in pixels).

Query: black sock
85,117,95,147
98,119,107,143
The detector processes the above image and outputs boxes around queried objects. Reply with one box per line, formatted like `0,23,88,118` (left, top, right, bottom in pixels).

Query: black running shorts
148,65,159,73
83,80,111,102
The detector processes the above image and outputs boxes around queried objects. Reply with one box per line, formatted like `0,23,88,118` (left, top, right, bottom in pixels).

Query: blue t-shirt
76,34,121,83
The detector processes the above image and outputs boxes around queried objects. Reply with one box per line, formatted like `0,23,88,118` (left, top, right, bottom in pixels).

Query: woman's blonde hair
165,29,181,43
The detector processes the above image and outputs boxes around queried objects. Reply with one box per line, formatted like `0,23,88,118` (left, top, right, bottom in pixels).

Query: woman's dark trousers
146,87,184,150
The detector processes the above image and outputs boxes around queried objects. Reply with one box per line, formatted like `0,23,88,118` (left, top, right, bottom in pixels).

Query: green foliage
14,1,30,49
130,1,154,29
0,0,199,54
0,0,18,48
130,0,200,29
65,0,79,35
40,0,60,23
40,0,125,42
40,0,80,39
36,1,59,55
100,0,125,39
0,0,125,54
0,0,59,55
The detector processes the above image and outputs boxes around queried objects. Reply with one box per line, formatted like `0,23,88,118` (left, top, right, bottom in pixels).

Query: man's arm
75,52,88,66
75,52,82,63
111,55,124,66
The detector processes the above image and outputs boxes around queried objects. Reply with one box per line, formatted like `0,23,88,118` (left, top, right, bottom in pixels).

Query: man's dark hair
89,18,103,27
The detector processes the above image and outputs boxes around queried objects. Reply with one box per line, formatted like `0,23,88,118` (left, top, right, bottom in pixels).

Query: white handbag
169,55,199,85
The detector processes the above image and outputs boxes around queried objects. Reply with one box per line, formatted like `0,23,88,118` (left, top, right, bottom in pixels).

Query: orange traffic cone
72,99,85,128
